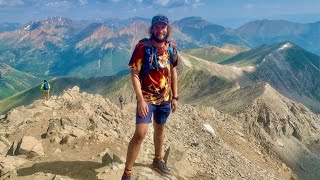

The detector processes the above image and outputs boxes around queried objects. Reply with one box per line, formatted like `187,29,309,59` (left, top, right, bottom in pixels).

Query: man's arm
171,66,178,113
131,69,149,118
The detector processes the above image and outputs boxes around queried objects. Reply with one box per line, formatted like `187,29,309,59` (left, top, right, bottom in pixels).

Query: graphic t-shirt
128,39,179,105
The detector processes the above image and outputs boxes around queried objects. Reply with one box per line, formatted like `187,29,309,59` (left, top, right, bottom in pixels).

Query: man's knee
154,123,165,134
133,128,148,141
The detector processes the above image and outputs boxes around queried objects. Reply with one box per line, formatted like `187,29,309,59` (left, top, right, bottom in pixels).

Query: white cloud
96,0,120,3
46,1,71,8
146,0,203,9
245,3,255,9
0,0,24,6
155,0,170,6
79,0,88,5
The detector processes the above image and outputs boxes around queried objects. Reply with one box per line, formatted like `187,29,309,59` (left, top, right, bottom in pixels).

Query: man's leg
153,122,165,159
46,91,49,100
152,103,171,175
47,90,50,100
124,124,149,171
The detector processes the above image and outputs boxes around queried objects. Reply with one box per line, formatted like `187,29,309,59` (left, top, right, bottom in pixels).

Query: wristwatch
172,96,179,101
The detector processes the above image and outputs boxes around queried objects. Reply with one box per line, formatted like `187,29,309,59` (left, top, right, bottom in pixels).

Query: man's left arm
171,66,178,113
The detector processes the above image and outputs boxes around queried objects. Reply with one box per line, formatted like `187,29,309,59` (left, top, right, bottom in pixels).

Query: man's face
151,22,168,42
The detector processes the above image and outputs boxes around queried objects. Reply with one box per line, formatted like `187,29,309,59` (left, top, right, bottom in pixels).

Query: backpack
139,38,174,81
43,82,49,90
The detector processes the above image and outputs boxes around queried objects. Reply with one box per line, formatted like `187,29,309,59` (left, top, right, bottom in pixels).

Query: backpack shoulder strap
139,38,155,82
167,41,175,64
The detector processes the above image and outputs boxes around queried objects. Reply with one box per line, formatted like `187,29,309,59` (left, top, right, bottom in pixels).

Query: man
40,80,50,101
119,95,125,110
122,14,179,180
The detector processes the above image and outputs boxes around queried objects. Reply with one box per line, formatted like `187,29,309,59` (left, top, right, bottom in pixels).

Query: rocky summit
0,86,301,180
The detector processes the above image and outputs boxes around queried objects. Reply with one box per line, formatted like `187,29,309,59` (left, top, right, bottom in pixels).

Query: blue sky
1,0,320,27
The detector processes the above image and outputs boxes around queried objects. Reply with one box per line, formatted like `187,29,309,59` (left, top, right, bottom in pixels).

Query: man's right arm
131,69,148,118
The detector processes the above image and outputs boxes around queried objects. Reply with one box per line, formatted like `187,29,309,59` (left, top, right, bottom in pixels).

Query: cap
151,15,169,26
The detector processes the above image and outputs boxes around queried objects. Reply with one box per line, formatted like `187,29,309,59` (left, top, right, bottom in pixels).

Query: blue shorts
136,103,171,124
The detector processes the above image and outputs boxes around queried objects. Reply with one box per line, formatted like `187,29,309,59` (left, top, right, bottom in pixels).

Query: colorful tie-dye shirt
128,39,179,105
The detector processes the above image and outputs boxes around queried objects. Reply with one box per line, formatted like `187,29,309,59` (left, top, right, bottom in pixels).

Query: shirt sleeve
128,42,144,71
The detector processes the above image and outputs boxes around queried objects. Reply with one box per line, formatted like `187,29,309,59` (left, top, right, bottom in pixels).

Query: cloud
245,3,255,9
46,1,71,8
154,0,170,6
141,0,203,9
0,0,24,6
79,0,88,5
96,0,120,3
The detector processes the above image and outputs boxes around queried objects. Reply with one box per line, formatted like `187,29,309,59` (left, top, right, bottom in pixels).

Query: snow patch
242,66,256,72
278,43,292,51
24,25,30,30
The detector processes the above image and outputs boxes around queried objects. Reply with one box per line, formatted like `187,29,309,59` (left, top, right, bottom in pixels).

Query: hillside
176,55,320,179
221,42,320,113
0,76,119,115
0,49,319,179
182,44,249,63
0,87,295,179
0,63,41,100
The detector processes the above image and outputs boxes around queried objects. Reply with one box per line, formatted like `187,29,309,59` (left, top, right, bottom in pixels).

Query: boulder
0,141,7,155
0,156,27,179
165,144,197,178
203,124,216,136
17,136,44,157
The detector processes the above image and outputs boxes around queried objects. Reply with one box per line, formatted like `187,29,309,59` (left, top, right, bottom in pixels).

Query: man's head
149,14,172,43
44,80,47,82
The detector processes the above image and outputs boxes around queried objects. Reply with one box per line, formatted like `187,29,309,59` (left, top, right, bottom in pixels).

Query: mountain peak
22,17,74,31
174,16,211,28
277,42,293,51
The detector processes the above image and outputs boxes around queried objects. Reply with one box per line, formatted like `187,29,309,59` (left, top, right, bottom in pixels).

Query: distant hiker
122,14,179,180
119,95,124,110
40,80,50,101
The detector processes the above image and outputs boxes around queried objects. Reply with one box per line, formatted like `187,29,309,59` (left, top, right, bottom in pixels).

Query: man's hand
138,100,149,118
171,99,178,113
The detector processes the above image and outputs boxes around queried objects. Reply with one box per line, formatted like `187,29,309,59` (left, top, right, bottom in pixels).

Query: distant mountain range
0,22,20,32
0,16,320,78
237,19,320,55
0,16,320,107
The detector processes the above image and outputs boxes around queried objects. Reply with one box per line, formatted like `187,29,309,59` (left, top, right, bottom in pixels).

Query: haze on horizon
0,0,319,28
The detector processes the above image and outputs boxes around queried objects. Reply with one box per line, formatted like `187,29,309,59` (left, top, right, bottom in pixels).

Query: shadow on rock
17,161,105,180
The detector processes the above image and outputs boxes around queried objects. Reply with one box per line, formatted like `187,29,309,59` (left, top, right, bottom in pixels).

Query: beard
151,32,169,43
